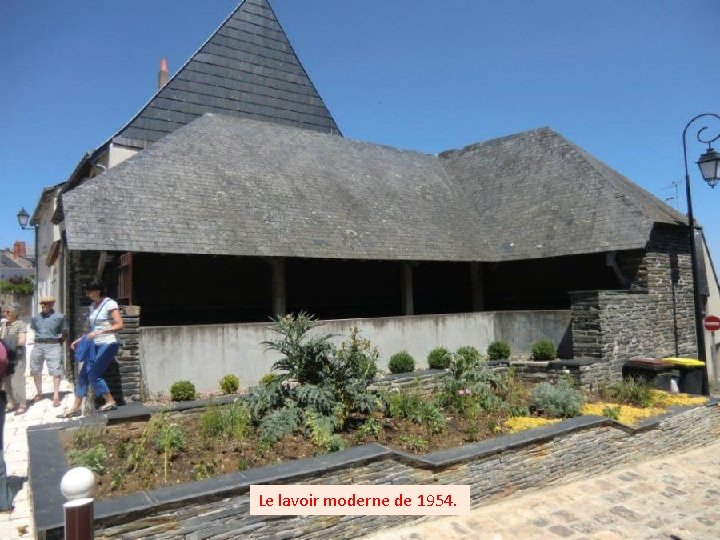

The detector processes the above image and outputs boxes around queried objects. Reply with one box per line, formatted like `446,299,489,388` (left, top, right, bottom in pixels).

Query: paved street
364,441,720,540
1,372,74,540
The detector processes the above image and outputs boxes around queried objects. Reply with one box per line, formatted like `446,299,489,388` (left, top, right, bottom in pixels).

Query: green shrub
386,389,424,420
388,351,415,374
487,341,511,361
456,346,484,366
398,434,428,453
427,347,451,369
531,339,557,361
200,402,252,440
219,374,240,394
356,418,382,440
259,373,278,386
608,378,653,407
532,379,584,418
602,405,621,421
170,380,196,401
68,444,108,474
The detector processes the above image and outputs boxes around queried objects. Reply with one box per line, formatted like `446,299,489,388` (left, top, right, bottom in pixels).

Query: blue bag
74,335,96,363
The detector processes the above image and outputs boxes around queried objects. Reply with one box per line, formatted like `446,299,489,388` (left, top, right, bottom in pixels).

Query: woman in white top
61,280,124,418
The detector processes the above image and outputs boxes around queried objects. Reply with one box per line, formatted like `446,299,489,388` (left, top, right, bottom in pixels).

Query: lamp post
682,113,720,392
16,207,33,230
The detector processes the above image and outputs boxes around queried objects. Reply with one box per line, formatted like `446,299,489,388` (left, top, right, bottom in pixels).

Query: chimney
13,241,26,259
158,57,169,89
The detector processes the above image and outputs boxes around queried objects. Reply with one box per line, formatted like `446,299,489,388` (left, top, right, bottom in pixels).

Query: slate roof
109,0,339,149
439,128,687,261
62,115,686,262
63,114,484,260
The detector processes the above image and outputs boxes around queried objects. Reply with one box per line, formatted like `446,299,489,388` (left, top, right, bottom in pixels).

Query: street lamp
682,113,720,392
17,207,34,230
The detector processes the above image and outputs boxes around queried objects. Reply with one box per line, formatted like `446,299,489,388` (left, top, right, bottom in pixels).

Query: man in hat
30,296,68,407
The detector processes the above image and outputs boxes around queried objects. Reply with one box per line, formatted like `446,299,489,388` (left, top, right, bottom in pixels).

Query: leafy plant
200,402,252,440
608,378,654,407
0,276,33,295
72,426,104,449
398,434,428,453
219,374,240,394
388,351,415,374
263,312,334,385
110,470,125,491
356,418,382,440
259,373,278,385
531,340,557,361
68,444,108,474
532,379,584,418
386,389,424,420
170,380,196,401
155,422,187,482
487,341,511,361
456,346,484,366
259,406,301,445
602,404,622,421
194,458,218,481
427,347,451,369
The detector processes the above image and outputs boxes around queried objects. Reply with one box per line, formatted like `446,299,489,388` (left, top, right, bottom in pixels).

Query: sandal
100,403,118,412
33,395,43,403
57,410,81,419
15,407,27,415
53,398,62,408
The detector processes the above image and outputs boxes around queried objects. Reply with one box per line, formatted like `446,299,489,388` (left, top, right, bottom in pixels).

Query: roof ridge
438,127,552,160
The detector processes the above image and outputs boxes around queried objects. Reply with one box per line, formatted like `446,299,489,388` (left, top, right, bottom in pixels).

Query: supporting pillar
401,262,414,316
270,258,286,317
470,262,484,311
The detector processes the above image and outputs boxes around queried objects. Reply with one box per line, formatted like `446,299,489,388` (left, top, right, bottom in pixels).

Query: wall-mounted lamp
17,207,34,230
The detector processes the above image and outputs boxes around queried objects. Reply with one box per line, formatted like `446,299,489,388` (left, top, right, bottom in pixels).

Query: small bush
487,341,511,361
531,339,557,361
602,405,622,421
170,380,196,401
609,378,654,407
456,346,484,366
219,374,240,394
398,434,429,453
356,418,383,440
427,347,451,369
532,379,584,418
259,373,278,386
68,444,108,474
388,351,415,374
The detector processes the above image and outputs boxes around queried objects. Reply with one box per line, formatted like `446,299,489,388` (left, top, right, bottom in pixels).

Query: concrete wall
140,310,571,395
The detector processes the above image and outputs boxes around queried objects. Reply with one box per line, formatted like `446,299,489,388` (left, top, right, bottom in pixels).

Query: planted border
31,397,720,540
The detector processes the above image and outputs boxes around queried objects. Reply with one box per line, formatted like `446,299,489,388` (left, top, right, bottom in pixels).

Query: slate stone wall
570,224,696,386
67,250,142,403
77,403,720,540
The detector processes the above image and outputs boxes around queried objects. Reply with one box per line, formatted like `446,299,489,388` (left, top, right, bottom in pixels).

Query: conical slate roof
111,0,339,148
62,115,685,262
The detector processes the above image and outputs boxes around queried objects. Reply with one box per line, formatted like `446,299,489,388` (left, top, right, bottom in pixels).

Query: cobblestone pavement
364,441,720,540
1,370,75,540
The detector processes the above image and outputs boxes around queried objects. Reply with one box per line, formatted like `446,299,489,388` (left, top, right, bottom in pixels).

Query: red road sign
704,315,720,332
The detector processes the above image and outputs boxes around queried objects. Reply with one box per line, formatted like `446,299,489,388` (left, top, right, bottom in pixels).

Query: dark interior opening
414,261,472,315
483,252,624,310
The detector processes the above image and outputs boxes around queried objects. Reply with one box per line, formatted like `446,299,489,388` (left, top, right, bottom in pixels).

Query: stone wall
67,250,141,402
35,401,719,539
569,224,696,386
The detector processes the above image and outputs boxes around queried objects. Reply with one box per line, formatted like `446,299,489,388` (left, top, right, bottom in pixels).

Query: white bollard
61,467,96,540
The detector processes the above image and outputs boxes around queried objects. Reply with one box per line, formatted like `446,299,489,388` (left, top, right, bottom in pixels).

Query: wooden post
270,258,286,317
401,262,414,316
64,498,94,540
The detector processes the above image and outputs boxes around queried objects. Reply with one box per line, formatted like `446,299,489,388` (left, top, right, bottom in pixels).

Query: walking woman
1,303,27,415
60,280,124,418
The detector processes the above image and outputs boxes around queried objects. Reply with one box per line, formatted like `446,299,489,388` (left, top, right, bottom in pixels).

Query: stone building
30,0,718,400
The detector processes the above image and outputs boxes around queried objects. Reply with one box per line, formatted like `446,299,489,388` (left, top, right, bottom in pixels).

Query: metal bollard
60,467,96,540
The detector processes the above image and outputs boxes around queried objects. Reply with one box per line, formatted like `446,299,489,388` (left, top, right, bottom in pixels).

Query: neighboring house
0,242,34,282
31,0,720,399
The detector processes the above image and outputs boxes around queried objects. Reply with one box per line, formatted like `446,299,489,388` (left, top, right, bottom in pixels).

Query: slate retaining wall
31,399,720,540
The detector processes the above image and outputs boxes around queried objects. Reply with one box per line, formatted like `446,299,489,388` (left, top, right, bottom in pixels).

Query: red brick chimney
13,241,26,259
158,57,169,89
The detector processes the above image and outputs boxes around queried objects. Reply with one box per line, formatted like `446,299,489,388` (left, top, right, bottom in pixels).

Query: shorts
30,343,63,377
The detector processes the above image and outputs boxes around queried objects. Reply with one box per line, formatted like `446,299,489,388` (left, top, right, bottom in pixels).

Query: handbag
74,335,96,363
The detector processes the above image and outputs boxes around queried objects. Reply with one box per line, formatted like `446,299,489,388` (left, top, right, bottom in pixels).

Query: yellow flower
648,390,708,408
582,402,665,426
503,417,560,434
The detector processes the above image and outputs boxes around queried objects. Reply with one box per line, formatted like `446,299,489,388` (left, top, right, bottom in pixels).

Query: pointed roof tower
112,0,340,149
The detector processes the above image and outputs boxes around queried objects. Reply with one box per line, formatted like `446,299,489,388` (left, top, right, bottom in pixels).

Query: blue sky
1,0,719,272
